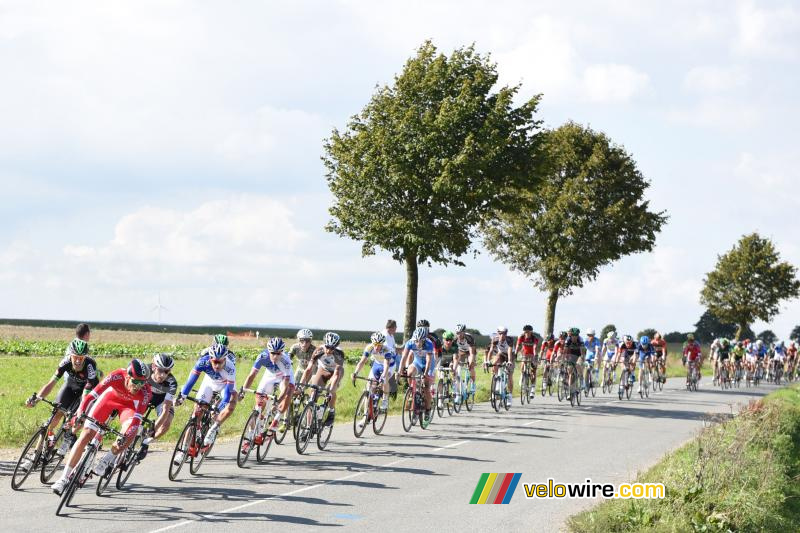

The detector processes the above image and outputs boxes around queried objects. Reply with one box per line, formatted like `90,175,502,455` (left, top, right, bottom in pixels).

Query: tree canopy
323,41,541,338
790,325,800,342
692,309,753,342
481,121,667,335
700,233,799,340
757,330,778,344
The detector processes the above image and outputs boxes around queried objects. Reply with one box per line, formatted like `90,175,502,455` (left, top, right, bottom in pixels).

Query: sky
1,0,798,338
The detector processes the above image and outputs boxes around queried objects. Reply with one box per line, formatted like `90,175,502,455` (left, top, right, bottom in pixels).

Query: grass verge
568,385,800,532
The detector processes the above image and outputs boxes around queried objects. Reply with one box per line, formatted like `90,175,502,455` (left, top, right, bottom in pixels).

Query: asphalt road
1,378,777,532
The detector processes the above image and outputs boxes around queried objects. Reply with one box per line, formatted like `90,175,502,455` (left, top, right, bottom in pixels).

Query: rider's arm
180,361,204,398
400,345,412,372
352,353,369,377
36,377,58,401
77,369,115,416
242,367,259,391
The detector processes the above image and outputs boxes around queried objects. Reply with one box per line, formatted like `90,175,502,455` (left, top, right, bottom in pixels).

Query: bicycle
402,374,432,431
561,360,581,407
601,361,616,394
519,356,537,404
651,359,664,392
583,360,597,398
237,386,285,467
97,405,155,494
352,376,388,437
686,361,699,392
486,362,511,412
168,392,220,481
540,359,554,397
295,383,334,454
12,396,72,490
618,361,634,400
733,360,744,388
452,360,475,413
56,415,125,516
639,363,650,399
718,362,731,390
556,360,567,402
435,367,456,417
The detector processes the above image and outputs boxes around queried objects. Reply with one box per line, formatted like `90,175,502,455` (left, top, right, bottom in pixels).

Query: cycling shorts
369,361,394,381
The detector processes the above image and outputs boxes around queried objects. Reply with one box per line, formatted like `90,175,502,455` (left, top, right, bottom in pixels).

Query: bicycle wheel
168,421,194,481
435,380,445,418
445,382,454,415
353,391,370,438
56,444,95,515
256,423,275,463
12,427,44,490
541,370,548,396
373,396,388,435
568,371,576,407
503,379,510,411
295,403,315,455
96,455,116,496
466,376,475,412
644,372,650,398
40,428,66,484
618,371,625,400
453,376,463,414
237,411,259,467
275,402,290,445
520,373,530,405
401,388,414,432
557,374,565,402
116,441,140,490
317,412,333,450
490,375,499,412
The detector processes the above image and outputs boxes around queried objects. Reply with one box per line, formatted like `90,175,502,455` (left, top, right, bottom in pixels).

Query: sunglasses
373,343,384,348
210,358,226,364
269,351,282,356
130,378,146,385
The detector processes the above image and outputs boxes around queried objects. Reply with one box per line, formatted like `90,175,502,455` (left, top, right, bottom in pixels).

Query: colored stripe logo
470,473,522,504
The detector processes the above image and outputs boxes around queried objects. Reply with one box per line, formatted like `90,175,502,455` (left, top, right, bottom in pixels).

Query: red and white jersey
78,368,152,418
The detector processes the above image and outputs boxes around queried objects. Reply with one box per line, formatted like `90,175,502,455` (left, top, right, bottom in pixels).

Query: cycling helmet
569,327,580,336
756,340,764,347
455,323,467,333
411,327,429,342
654,332,662,340
153,353,175,371
586,328,596,336
639,335,650,345
267,337,286,353
210,343,228,359
606,330,617,340
68,338,89,356
416,319,430,328
687,333,695,341
559,331,568,339
546,333,555,342
296,328,313,340
522,324,533,332
497,326,508,334
443,331,455,341
370,331,386,344
213,334,229,346
624,335,633,343
323,332,341,348
127,359,151,380
778,340,785,348
721,338,730,347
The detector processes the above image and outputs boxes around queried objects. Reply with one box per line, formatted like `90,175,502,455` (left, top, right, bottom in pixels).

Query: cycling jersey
717,346,731,360
603,339,618,360
516,334,539,358
428,333,443,357
439,344,458,367
289,342,317,373
78,368,152,439
732,347,745,360
148,373,179,407
253,350,295,393
362,343,396,366
651,339,667,356
541,341,557,361
637,343,654,361
583,337,601,363
683,341,702,362
563,337,584,363
181,349,237,410
53,355,99,391
489,335,512,360
313,347,345,374
405,338,435,377
619,343,637,360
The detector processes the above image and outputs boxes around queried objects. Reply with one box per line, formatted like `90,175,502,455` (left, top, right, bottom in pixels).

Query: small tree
637,328,658,340
790,325,800,342
700,233,800,340
757,330,778,344
600,324,617,340
325,41,541,339
482,122,667,335
693,310,738,342
664,331,687,343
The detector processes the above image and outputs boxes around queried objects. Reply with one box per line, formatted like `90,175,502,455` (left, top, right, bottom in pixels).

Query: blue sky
1,0,798,338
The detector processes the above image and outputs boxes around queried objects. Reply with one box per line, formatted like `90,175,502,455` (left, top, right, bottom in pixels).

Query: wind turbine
151,292,168,325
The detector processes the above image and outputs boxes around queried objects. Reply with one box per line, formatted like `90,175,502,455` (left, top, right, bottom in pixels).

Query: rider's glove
237,386,246,402
25,393,38,407
174,394,185,407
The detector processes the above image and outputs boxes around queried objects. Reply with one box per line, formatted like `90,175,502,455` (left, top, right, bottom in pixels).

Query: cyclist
240,337,294,438
683,334,703,384
788,341,798,379
485,326,515,405
540,334,557,390
138,353,179,461
715,339,732,384
383,320,400,397
601,331,619,386
553,331,568,364
754,340,768,377
290,329,316,385
773,341,787,380
583,329,601,391
516,325,540,398
400,327,435,418
453,324,477,393
731,341,746,382
435,331,459,409
308,332,346,426
51,359,152,495
614,335,638,387
417,319,442,370
636,336,655,394
175,334,238,451
562,328,586,394
352,331,395,411
26,337,99,457
651,332,668,383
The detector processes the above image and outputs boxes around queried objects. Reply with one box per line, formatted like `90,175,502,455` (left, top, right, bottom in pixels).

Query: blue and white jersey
405,338,434,364
362,343,396,367
637,343,655,361
603,339,618,359
181,348,237,408
253,350,293,375
584,337,601,362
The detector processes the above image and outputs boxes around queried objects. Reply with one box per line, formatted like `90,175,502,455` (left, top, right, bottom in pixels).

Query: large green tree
700,233,799,340
323,41,540,339
692,309,753,342
481,121,667,335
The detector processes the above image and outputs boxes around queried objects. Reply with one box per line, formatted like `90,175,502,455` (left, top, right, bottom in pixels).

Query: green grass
568,385,800,532
0,355,494,448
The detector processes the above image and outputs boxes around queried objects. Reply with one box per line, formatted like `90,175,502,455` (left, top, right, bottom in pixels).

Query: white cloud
736,1,800,57
683,65,748,93
580,64,650,103
665,99,761,129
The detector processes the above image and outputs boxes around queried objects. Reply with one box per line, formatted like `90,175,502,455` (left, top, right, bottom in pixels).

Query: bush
600,324,617,340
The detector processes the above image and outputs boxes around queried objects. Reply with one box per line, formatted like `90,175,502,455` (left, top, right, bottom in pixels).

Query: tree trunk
404,253,419,342
735,323,747,342
543,287,559,337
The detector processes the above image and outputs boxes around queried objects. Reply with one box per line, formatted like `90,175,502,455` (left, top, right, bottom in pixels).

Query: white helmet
497,326,508,334
297,328,313,340
586,328,596,336
370,331,386,344
323,332,340,348
756,340,764,347
606,330,617,339
411,327,428,342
